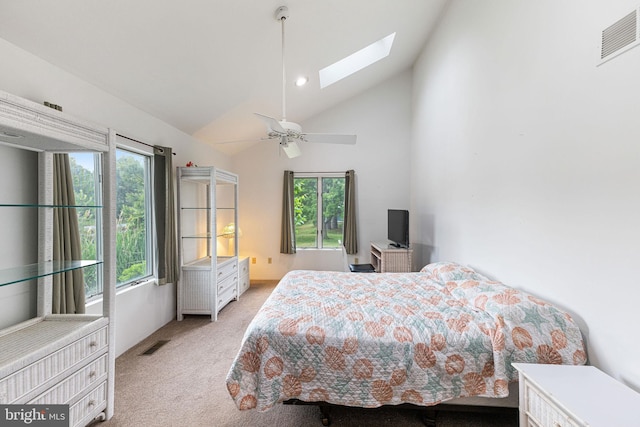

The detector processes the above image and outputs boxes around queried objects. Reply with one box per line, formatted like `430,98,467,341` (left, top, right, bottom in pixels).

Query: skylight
319,32,396,89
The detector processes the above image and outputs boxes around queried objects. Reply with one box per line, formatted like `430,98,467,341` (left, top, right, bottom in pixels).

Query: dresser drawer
239,271,250,294
217,272,237,295
216,259,238,281
218,282,238,308
0,326,108,403
238,257,250,294
29,353,108,405
70,381,107,427
524,382,580,427
238,257,249,275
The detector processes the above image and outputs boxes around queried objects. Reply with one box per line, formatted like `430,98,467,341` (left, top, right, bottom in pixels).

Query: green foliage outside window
71,150,150,298
294,176,345,248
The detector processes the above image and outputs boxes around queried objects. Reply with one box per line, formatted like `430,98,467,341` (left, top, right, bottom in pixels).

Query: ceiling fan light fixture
252,5,357,158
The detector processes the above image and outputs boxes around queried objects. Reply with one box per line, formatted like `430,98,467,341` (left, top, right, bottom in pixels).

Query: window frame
113,142,155,289
294,172,345,250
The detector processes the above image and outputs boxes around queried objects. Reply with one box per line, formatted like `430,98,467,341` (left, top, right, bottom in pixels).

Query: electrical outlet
268,257,272,264
251,257,256,264
354,257,359,264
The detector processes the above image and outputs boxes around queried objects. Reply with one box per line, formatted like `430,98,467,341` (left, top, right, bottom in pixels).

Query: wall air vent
599,8,640,65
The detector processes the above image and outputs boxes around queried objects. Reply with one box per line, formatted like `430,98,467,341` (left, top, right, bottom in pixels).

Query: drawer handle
89,371,96,378
89,341,98,348
88,400,95,407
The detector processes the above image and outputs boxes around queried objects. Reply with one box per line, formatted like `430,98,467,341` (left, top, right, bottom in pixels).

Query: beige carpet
97,283,518,427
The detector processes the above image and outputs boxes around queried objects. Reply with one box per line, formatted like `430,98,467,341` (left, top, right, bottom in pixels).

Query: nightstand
513,363,640,426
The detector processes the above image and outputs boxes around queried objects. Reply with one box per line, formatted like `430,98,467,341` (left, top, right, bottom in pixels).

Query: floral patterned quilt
226,262,586,411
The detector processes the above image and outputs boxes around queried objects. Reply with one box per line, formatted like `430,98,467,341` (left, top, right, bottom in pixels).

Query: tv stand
370,242,413,272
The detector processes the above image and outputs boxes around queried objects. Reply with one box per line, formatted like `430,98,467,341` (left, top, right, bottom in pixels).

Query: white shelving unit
0,90,116,426
177,166,239,321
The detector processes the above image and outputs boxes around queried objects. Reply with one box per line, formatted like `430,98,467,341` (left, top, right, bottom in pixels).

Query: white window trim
294,172,345,250
114,137,155,289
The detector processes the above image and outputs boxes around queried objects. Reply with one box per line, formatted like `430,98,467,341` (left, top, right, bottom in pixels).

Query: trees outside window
70,147,153,298
294,174,345,249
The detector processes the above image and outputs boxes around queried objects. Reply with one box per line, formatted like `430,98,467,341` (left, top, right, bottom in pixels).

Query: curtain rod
293,171,349,174
116,133,176,155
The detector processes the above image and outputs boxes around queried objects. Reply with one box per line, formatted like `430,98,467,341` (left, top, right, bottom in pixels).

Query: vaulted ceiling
0,0,448,154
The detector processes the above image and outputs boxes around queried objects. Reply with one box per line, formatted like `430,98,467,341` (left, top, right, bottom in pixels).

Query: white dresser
0,316,110,427
513,363,640,427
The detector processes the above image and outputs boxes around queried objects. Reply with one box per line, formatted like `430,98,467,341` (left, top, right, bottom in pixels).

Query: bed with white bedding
226,262,586,415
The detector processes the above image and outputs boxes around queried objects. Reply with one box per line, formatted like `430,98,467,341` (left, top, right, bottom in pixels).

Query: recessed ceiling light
319,32,396,89
295,76,309,87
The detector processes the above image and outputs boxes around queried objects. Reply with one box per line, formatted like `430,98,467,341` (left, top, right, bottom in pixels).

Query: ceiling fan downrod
275,6,289,122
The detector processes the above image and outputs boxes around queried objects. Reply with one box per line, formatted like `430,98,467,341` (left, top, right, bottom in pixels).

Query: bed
226,262,586,418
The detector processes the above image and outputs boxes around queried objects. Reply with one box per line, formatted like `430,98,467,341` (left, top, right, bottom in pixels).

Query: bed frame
284,382,519,426
284,399,518,426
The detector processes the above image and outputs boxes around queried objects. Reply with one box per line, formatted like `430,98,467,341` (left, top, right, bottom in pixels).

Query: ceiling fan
253,6,357,158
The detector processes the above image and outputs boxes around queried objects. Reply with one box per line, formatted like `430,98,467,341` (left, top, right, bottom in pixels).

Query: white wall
0,37,232,356
0,146,38,327
411,0,640,389
231,70,413,280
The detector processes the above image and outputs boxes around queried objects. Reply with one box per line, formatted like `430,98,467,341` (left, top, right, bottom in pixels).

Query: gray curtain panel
154,146,179,285
343,169,358,254
52,153,85,314
280,170,296,254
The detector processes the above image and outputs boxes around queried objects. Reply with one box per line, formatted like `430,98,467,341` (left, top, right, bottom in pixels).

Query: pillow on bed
420,261,491,283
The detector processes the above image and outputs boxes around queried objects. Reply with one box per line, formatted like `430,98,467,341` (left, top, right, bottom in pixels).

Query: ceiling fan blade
255,113,285,133
303,133,357,145
281,139,301,158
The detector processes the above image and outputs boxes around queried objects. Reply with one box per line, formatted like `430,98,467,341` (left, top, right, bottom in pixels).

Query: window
69,152,102,298
114,148,153,287
70,145,154,299
294,173,345,249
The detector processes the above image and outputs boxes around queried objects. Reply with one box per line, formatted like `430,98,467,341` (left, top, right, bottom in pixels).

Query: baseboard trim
250,279,280,285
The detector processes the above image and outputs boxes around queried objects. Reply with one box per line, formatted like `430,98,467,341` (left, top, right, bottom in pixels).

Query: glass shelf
0,260,103,287
182,233,212,239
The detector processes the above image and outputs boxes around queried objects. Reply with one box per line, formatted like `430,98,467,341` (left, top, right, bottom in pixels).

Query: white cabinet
0,90,116,426
513,363,640,427
177,167,239,321
370,242,413,272
238,256,250,295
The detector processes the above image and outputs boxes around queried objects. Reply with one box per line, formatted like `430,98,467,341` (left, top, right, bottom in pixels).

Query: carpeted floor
96,283,518,427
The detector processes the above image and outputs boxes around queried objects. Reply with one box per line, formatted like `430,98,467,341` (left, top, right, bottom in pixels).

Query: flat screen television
387,209,409,248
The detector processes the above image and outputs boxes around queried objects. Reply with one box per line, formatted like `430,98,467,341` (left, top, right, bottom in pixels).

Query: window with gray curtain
154,146,178,285
53,153,85,314
281,170,358,253
343,169,358,254
280,170,296,254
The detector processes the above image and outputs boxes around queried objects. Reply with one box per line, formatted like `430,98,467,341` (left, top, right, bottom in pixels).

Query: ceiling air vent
599,8,640,65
